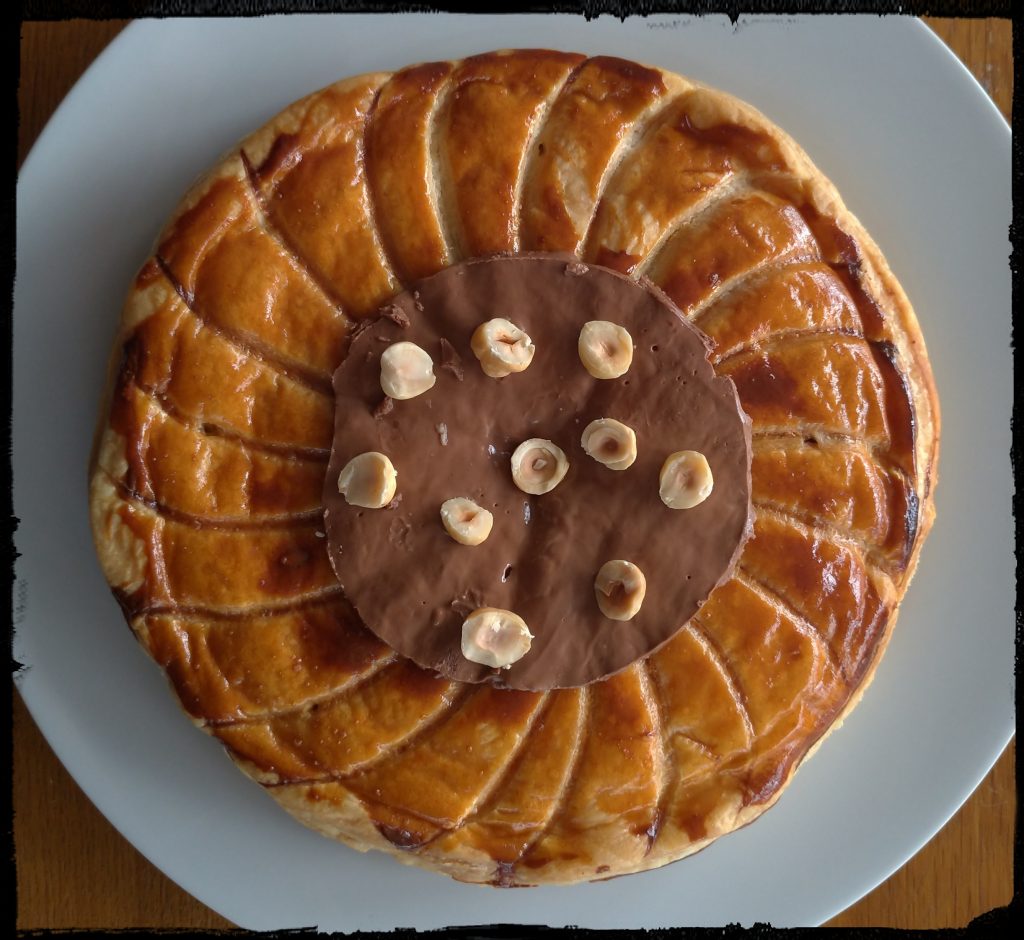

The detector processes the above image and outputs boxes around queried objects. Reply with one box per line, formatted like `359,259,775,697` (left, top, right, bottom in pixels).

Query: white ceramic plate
14,14,1012,930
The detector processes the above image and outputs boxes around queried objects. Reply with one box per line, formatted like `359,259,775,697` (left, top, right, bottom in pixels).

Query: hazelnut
594,560,647,621
337,452,397,509
461,607,534,669
471,318,535,378
578,320,633,379
659,450,714,509
440,497,494,546
581,418,637,470
380,341,436,400
510,439,569,495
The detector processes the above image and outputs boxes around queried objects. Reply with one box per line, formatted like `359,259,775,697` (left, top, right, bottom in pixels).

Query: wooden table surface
14,16,1014,931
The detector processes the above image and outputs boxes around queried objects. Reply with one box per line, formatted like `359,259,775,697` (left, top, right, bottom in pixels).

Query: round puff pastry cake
89,50,938,886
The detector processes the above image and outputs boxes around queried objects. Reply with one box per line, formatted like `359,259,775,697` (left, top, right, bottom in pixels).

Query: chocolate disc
323,254,752,690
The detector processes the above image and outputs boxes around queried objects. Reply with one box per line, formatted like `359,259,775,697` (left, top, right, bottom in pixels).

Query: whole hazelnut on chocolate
337,452,397,509
380,341,436,400
659,450,714,509
461,608,534,668
581,418,637,470
471,318,535,378
578,320,633,379
510,439,569,495
440,497,494,546
594,560,647,621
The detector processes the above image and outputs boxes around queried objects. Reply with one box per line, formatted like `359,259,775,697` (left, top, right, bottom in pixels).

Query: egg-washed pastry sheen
89,50,938,886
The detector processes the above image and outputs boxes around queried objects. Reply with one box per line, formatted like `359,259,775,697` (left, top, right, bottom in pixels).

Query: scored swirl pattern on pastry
89,51,938,885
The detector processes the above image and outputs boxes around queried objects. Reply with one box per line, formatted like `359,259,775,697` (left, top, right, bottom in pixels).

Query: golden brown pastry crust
89,50,938,886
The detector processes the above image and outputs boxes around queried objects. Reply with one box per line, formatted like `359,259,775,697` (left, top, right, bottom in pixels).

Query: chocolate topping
438,337,465,381
381,303,411,328
323,254,753,690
